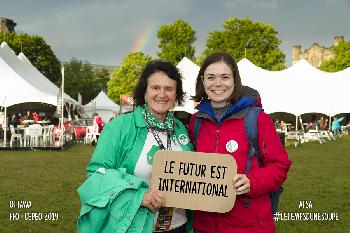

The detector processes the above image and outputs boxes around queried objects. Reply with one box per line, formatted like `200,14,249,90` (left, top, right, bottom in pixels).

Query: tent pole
3,106,7,147
295,115,298,131
61,66,65,142
93,100,96,116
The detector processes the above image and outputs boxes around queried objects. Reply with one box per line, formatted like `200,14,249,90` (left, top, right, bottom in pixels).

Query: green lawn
276,136,350,233
0,144,94,233
1,137,349,233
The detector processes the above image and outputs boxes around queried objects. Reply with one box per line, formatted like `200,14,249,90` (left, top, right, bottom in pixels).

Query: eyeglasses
202,73,233,82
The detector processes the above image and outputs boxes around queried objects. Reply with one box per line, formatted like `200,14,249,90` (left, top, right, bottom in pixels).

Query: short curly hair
133,60,185,106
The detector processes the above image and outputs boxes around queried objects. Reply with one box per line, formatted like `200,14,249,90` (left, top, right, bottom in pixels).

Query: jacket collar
134,106,147,128
196,97,257,124
134,106,180,130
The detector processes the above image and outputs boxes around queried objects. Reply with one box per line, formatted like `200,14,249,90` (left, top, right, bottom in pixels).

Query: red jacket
188,98,291,233
94,116,103,133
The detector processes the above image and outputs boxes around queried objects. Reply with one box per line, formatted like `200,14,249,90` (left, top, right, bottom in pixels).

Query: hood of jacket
196,96,257,124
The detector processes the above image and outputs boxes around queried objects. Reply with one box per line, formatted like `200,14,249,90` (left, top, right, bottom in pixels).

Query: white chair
286,131,305,147
304,129,325,144
43,125,54,146
23,127,31,147
84,126,94,145
90,124,100,144
28,124,43,147
319,130,334,141
10,125,23,147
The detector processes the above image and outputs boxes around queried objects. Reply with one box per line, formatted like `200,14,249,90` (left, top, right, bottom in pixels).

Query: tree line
1,17,349,105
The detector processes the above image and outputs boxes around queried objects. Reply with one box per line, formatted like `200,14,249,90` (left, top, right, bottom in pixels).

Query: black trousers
154,224,186,233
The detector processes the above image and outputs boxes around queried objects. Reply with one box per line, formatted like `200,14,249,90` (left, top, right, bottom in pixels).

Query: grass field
0,144,93,233
1,136,349,233
276,136,350,233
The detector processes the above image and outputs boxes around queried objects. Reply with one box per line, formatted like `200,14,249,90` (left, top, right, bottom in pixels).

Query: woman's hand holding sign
233,174,250,195
142,190,165,212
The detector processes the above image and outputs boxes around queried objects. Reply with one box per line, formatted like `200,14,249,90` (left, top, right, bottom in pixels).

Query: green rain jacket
77,168,152,233
77,106,193,233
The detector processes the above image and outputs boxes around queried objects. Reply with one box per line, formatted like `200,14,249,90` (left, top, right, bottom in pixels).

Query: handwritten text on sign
151,151,237,213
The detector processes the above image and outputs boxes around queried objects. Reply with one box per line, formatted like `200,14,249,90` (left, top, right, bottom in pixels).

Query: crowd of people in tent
273,115,350,136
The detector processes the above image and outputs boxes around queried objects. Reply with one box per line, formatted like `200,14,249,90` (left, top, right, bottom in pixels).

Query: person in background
33,112,40,122
306,121,313,131
21,110,32,121
187,52,291,233
0,111,5,141
332,116,344,137
274,119,280,129
77,60,193,233
318,116,325,130
280,120,287,132
44,114,52,123
92,113,103,133
13,113,21,127
324,118,329,130
91,113,103,146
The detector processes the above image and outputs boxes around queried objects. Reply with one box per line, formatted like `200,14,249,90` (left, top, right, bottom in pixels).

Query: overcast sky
1,0,349,67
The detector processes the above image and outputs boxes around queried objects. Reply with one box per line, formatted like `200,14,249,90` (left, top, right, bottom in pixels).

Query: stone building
0,17,16,33
292,36,345,67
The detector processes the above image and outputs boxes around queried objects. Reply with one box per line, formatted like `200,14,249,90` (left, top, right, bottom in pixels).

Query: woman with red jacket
187,52,291,233
92,113,103,133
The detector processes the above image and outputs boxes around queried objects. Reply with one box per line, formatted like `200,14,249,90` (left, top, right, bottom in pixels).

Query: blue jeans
333,128,340,137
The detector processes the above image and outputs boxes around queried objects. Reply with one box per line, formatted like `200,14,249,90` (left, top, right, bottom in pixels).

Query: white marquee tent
175,57,200,114
0,42,78,146
17,51,77,105
176,57,350,116
238,58,350,116
84,91,120,123
0,43,57,107
0,42,77,107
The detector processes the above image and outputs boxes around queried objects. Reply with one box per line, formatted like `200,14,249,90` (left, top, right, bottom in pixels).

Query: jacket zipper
215,126,219,153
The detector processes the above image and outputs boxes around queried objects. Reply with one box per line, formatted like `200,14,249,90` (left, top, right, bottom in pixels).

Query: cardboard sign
151,151,237,213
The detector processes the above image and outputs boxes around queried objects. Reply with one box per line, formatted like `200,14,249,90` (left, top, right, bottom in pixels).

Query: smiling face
145,71,177,122
203,61,235,108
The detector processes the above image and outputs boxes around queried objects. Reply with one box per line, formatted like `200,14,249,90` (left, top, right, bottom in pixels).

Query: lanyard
150,128,174,231
150,128,171,150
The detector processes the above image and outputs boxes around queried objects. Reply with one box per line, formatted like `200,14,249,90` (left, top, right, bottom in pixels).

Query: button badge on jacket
178,134,189,145
226,139,238,153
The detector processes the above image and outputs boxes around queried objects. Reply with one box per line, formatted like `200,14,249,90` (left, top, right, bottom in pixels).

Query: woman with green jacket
78,60,193,233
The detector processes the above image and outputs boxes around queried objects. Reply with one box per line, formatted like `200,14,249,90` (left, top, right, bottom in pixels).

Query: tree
319,41,350,72
94,68,111,93
0,32,61,84
157,19,196,64
107,52,152,104
63,58,106,105
201,18,285,70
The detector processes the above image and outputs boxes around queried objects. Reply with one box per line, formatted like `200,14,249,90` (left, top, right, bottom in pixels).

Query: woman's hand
233,174,250,195
141,190,165,212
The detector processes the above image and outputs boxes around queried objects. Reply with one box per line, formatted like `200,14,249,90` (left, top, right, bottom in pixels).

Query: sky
1,0,349,67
